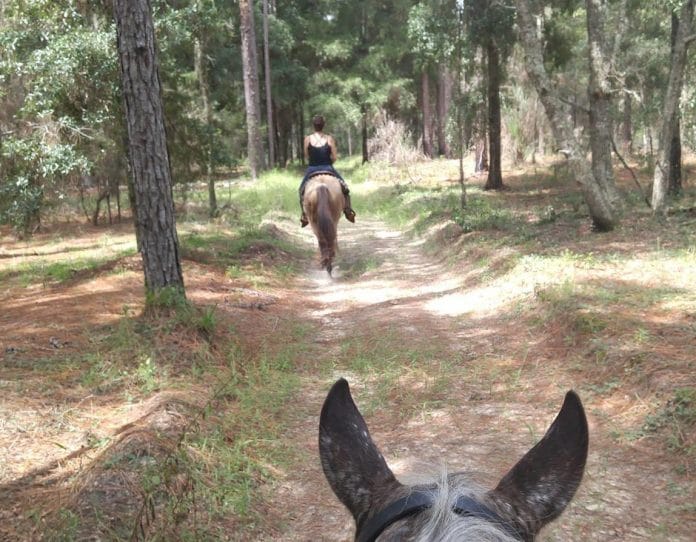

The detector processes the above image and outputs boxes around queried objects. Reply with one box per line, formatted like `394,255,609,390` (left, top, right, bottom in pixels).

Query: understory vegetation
1,157,695,539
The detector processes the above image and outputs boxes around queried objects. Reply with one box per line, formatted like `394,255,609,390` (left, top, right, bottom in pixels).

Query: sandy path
258,216,695,542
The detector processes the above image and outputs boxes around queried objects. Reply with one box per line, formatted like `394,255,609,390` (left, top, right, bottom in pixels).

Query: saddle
306,170,340,182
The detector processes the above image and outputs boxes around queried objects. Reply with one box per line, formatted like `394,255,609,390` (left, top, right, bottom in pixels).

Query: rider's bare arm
328,135,338,163
303,135,310,162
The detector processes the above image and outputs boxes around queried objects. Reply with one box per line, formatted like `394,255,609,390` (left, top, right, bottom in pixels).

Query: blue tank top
308,143,332,166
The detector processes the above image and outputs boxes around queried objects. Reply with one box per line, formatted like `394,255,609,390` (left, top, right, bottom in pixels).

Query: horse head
319,379,588,541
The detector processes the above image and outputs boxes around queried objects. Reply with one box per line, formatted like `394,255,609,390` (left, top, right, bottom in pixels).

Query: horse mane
373,471,520,542
407,473,520,542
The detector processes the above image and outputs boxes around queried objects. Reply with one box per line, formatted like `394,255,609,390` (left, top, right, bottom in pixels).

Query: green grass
134,339,303,537
0,248,136,286
335,327,455,416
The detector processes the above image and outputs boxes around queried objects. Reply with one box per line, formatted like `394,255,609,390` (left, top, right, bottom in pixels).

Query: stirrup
344,208,356,223
300,215,309,227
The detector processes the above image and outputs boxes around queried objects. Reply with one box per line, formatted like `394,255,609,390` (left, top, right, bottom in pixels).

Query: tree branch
610,136,650,208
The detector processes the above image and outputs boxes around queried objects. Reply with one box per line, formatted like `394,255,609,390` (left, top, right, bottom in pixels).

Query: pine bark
516,0,618,231
239,0,265,179
652,0,694,213
484,39,504,190
113,0,185,295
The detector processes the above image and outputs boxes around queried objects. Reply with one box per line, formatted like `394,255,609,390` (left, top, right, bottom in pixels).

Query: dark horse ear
319,379,402,528
489,391,589,538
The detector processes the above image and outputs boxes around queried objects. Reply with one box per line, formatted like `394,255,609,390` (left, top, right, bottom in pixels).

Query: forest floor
0,159,695,541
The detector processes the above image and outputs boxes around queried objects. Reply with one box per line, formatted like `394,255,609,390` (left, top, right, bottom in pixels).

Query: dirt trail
262,217,695,542
1,213,693,541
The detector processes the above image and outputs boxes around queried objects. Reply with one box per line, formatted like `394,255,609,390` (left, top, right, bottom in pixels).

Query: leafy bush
0,135,88,233
452,197,513,232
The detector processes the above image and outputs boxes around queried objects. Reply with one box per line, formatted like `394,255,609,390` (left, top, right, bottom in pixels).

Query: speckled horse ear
318,379,404,528
488,391,589,537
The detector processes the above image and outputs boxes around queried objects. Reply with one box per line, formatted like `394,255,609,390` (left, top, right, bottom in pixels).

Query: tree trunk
421,70,433,158
361,107,369,164
298,104,305,165
484,39,504,190
586,0,620,206
436,65,452,157
652,0,694,213
669,12,683,195
621,92,633,154
669,118,682,195
194,34,217,218
239,0,265,179
113,0,185,296
516,0,618,231
262,0,275,168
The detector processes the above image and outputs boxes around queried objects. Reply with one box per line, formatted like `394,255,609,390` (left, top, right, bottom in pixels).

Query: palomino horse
303,174,345,274
319,379,588,542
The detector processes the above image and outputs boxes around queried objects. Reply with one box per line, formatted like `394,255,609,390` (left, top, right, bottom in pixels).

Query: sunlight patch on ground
373,230,401,239
424,285,525,317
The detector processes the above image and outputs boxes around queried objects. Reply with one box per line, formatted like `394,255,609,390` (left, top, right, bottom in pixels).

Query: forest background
1,0,695,540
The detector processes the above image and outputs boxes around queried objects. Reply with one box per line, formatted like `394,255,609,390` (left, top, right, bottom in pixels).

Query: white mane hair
401,472,520,542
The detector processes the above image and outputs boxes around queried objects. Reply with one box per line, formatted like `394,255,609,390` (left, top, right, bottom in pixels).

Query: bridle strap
356,491,522,542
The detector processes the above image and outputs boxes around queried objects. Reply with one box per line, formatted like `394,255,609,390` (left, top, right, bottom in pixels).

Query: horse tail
316,185,336,273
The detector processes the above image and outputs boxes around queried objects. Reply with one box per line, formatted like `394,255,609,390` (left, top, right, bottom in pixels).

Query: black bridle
356,490,522,542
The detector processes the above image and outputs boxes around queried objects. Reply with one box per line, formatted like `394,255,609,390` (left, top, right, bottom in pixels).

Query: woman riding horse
299,115,355,227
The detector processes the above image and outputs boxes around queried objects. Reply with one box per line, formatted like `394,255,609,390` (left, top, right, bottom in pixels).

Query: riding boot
343,193,356,223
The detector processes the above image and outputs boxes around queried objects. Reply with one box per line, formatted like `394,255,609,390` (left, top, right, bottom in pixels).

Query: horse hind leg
320,246,334,275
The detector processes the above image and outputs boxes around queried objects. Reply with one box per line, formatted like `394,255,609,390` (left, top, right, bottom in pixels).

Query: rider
299,115,355,227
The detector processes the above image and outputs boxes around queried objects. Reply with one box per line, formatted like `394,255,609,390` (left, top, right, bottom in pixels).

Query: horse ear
489,391,589,538
319,379,402,527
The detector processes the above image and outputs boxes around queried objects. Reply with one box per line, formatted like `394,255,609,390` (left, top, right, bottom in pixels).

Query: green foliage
465,0,516,55
0,135,89,232
145,286,188,312
640,388,696,458
452,197,514,233
0,1,120,232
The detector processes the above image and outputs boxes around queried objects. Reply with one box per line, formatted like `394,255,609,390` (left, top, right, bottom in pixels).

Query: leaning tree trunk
652,0,694,213
516,0,618,231
484,39,504,190
586,0,620,207
421,70,433,158
113,0,185,297
239,0,265,179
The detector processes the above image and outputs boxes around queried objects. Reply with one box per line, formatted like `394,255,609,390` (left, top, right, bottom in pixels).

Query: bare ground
1,192,695,540
263,214,696,542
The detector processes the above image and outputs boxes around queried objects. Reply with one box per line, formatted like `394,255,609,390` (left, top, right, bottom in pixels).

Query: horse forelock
376,473,520,542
